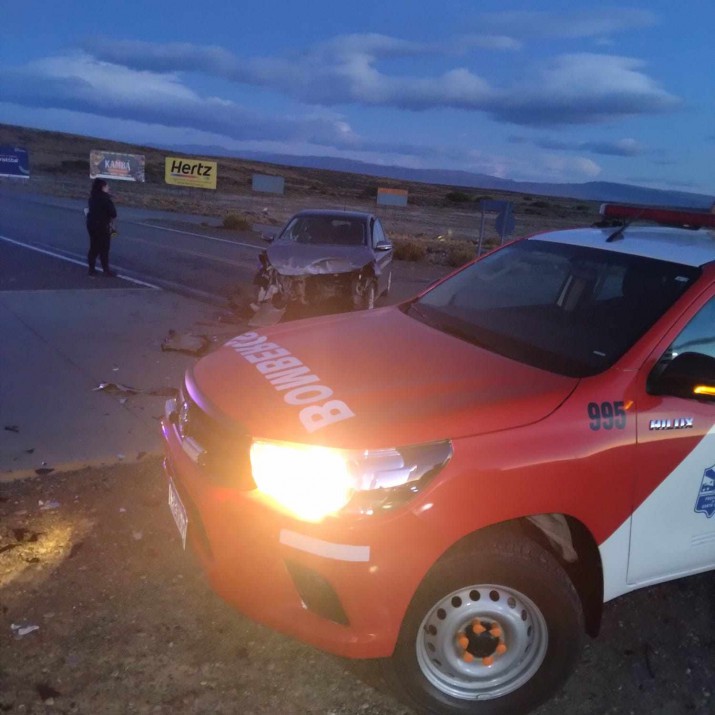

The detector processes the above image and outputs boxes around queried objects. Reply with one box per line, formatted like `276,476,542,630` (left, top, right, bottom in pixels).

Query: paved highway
0,187,262,304
0,187,445,306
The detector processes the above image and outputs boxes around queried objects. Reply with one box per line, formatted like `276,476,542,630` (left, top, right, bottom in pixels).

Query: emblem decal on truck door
695,465,715,518
649,417,694,431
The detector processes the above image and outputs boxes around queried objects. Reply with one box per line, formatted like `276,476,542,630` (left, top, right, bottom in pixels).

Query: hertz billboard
165,157,217,190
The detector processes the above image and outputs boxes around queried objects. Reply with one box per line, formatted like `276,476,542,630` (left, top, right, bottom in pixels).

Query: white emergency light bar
600,203,715,229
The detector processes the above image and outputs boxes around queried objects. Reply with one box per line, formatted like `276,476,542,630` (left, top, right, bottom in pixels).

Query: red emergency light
600,203,715,229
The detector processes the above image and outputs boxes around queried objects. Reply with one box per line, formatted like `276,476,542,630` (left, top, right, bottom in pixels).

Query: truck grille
176,384,255,489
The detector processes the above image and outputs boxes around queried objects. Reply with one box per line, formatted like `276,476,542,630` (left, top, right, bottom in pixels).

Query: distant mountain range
169,144,714,210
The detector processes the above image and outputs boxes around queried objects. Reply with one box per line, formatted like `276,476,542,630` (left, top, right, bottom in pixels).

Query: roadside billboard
90,150,145,182
377,187,408,207
165,157,217,190
252,174,285,194
0,146,30,178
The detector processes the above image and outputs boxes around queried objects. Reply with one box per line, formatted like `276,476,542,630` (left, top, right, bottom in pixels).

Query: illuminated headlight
250,439,452,522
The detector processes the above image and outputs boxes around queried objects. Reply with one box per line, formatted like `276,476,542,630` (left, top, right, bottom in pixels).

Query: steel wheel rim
416,583,548,701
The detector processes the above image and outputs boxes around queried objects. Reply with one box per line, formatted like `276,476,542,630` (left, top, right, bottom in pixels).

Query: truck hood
266,242,374,276
189,306,579,448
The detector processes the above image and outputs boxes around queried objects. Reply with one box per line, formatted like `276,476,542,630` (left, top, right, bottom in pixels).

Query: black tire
354,276,377,310
381,533,584,715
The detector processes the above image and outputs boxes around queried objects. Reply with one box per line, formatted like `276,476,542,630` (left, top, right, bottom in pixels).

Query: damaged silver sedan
251,210,393,324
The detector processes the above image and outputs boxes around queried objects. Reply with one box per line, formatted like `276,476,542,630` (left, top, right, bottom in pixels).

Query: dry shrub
446,242,476,267
223,213,251,231
393,236,427,261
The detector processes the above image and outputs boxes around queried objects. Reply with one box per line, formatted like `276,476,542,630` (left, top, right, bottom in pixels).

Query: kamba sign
90,150,145,182
0,146,30,178
165,157,217,190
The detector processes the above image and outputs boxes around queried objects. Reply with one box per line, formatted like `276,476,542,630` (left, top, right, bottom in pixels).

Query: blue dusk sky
1,0,713,194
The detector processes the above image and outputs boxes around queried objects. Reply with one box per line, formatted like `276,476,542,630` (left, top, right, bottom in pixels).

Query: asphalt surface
0,189,446,480
0,240,228,480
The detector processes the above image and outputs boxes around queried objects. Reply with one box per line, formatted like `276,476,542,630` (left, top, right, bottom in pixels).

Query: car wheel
382,533,584,715
354,277,377,310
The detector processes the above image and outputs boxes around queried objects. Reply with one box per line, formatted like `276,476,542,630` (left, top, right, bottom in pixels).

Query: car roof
290,209,375,222
529,225,715,268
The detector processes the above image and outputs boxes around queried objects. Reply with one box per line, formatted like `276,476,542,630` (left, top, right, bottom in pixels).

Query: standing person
86,178,117,277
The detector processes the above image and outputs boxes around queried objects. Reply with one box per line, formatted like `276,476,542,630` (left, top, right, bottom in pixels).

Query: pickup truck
162,203,715,715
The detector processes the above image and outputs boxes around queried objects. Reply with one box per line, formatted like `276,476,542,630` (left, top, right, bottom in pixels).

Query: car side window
373,219,389,249
651,294,715,377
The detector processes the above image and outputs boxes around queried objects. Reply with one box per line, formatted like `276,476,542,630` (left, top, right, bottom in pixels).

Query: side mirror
648,351,715,400
375,242,392,252
261,232,275,243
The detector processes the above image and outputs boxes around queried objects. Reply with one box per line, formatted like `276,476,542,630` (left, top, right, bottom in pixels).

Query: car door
370,218,392,294
628,288,715,585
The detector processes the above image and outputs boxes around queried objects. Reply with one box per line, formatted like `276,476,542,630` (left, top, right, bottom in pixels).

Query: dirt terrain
0,123,602,250
1,463,714,714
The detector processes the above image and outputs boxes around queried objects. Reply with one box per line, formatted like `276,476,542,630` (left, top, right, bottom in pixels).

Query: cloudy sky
1,0,713,194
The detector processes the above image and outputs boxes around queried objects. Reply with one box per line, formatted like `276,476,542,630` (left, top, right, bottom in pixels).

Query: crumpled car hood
266,243,375,276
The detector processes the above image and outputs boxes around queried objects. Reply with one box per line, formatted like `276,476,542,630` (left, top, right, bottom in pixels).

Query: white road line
135,222,263,250
0,234,160,290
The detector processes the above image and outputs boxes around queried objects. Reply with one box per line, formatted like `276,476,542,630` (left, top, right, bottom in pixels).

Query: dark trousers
87,227,111,272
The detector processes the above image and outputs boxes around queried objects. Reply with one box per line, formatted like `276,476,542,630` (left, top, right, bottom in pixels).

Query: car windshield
408,240,700,377
278,216,366,246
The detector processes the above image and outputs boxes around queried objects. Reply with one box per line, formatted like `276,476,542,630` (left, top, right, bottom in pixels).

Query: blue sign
0,146,30,178
479,199,510,213
252,174,285,194
695,465,715,518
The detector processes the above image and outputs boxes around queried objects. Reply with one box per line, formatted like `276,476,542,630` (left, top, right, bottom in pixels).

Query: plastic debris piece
248,302,285,327
93,382,177,399
132,531,143,541
119,508,127,513
39,500,60,511
136,452,146,461
160,330,211,356
4,425,19,433
93,382,139,396
11,623,39,638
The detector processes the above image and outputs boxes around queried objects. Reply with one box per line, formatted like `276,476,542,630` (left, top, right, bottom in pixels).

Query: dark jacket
86,192,117,235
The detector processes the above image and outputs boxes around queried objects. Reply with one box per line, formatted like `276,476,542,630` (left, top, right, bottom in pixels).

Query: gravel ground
1,462,714,715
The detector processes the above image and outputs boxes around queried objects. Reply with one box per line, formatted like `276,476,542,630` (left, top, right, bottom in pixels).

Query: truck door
628,291,715,585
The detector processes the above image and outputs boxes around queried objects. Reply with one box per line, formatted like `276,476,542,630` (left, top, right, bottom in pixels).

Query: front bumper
160,404,439,659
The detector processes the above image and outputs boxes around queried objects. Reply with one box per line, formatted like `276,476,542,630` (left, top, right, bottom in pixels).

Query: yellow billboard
165,157,217,189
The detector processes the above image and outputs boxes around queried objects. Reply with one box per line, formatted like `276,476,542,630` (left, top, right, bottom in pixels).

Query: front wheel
382,534,584,715
353,276,377,310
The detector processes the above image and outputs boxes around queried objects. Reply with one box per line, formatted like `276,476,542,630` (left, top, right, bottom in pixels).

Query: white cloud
490,54,679,125
79,37,678,125
475,8,657,40
0,53,359,147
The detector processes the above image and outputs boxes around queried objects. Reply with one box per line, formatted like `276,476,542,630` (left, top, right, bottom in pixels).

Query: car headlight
250,439,452,522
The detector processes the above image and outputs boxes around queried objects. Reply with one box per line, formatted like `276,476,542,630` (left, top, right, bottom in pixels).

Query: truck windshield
409,240,699,377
